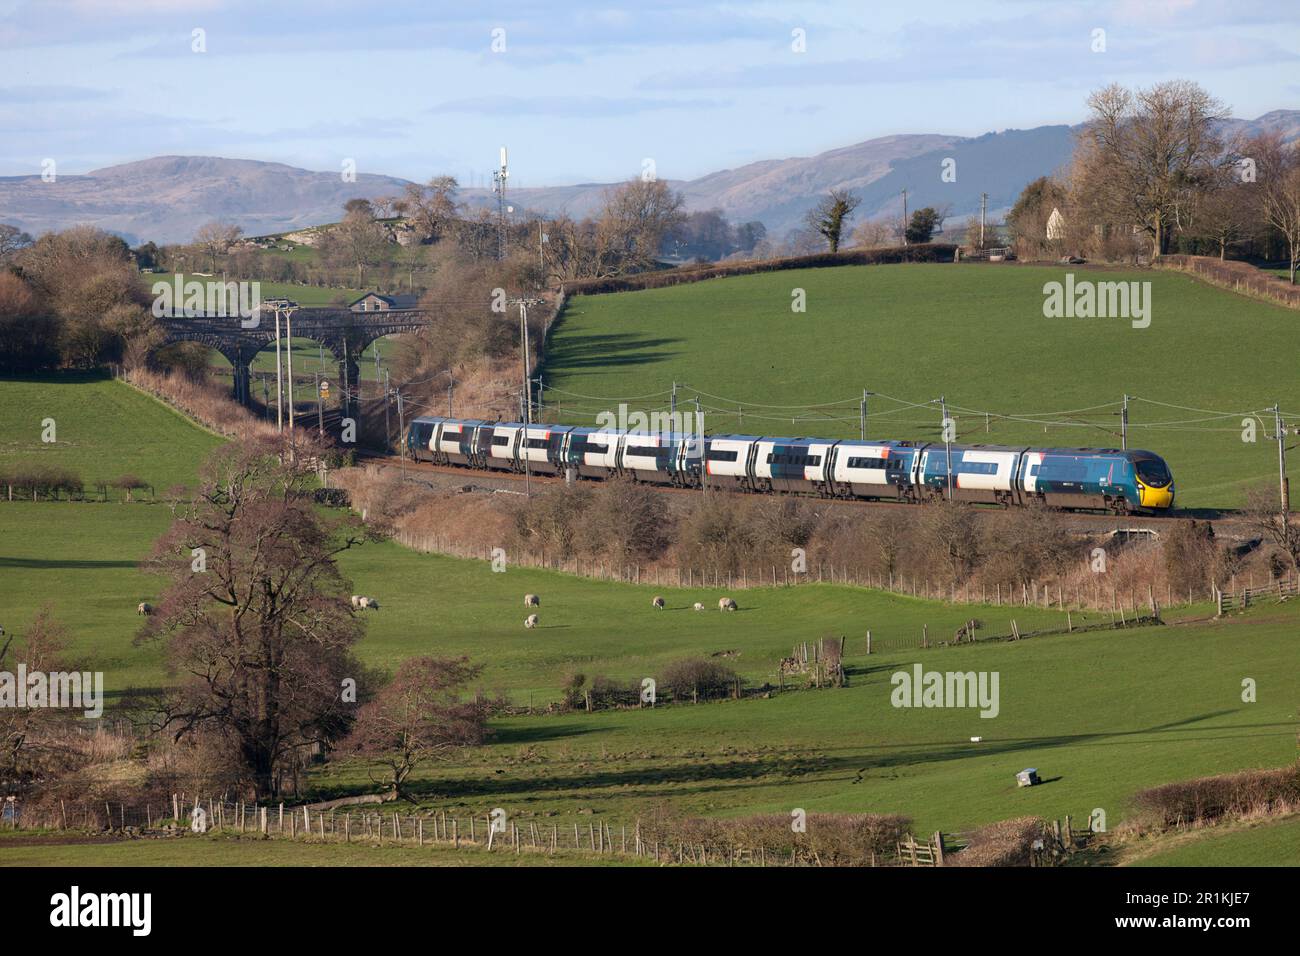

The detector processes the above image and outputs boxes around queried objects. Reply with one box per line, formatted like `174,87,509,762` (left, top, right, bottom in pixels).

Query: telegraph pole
1276,404,1290,514
273,307,284,432
396,388,406,482
1121,394,1129,450
901,188,909,245
447,371,454,417
283,305,298,433
980,192,988,248
383,368,391,451
860,389,871,441
939,395,953,500
510,296,543,424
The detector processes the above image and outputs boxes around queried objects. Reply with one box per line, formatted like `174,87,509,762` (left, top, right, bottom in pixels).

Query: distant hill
2,111,1296,245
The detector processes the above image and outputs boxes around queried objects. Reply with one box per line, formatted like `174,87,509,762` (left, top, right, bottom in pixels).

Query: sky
1,0,1297,187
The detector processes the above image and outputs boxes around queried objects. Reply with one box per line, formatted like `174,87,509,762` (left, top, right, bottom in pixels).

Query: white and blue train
405,416,1175,514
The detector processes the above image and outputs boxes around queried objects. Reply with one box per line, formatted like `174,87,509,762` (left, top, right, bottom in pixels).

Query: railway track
355,450,1242,530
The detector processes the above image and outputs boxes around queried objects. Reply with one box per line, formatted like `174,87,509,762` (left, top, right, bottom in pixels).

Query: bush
1131,764,1300,829
950,817,1050,867
562,244,958,296
658,657,739,702
648,812,912,865
0,462,83,500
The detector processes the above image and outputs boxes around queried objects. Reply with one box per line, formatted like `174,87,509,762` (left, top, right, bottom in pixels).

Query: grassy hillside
0,374,223,491
541,263,1300,508
1126,814,1300,867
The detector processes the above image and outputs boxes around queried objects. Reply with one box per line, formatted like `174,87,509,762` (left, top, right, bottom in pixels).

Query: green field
541,263,1300,509
0,374,223,491
2,373,1298,862
1126,814,1300,867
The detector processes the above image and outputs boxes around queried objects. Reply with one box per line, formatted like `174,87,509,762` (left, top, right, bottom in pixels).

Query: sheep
350,595,362,608
525,614,539,629
524,593,540,607
364,599,380,611
351,596,379,611
136,602,154,616
652,596,665,609
693,602,705,612
718,597,738,612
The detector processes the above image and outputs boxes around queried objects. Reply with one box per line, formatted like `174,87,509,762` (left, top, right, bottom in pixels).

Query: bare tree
1244,482,1300,571
805,189,861,253
1071,81,1228,258
342,656,489,800
192,221,243,272
404,176,460,243
850,218,894,250
1251,134,1300,283
136,438,372,800
596,177,686,274
0,606,71,779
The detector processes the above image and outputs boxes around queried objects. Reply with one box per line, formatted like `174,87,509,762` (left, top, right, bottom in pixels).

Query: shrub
648,812,912,865
658,657,739,702
1131,764,1300,829
950,817,1050,867
562,244,959,296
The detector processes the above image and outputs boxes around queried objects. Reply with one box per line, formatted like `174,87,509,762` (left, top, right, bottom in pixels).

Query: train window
767,453,822,466
584,443,609,455
957,462,998,475
847,457,898,470
706,449,739,462
525,437,548,450
442,429,461,440
492,435,511,446
626,446,660,458
1134,458,1172,487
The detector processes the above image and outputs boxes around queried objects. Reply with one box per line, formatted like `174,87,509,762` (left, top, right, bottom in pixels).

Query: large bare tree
136,438,372,800
1250,133,1300,283
192,221,243,272
1072,81,1228,258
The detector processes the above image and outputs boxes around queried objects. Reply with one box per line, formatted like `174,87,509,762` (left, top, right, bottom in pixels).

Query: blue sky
1,0,1297,185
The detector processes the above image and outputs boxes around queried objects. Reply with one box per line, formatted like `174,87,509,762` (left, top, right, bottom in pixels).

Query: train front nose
1138,480,1174,510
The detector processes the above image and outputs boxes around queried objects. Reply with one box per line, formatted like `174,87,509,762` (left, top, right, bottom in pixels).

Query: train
405,416,1176,514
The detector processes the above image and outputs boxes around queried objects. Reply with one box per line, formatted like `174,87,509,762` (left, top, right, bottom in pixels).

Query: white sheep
351,595,362,608
524,594,540,607
718,597,738,612
652,596,665,609
136,602,154,616
693,602,705,612
525,614,539,629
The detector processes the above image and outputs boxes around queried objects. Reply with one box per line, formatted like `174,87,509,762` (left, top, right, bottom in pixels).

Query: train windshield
1134,457,1172,487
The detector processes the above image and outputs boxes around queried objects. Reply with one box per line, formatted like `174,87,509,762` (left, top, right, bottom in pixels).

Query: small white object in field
718,597,737,611
970,736,982,743
693,602,704,612
652,596,665,609
524,593,539,607
525,614,539,629
136,602,154,615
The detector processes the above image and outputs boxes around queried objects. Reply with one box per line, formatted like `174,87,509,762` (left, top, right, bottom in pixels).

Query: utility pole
283,305,298,433
396,388,406,482
939,395,953,500
383,368,391,452
980,192,988,248
510,296,543,424
860,389,871,441
901,188,909,246
273,308,284,432
1121,394,1129,450
315,371,323,437
670,381,677,416
447,371,454,417
697,398,705,496
1276,404,1290,514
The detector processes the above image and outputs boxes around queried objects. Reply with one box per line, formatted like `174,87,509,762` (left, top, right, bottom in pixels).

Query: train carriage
702,435,756,490
828,441,917,499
